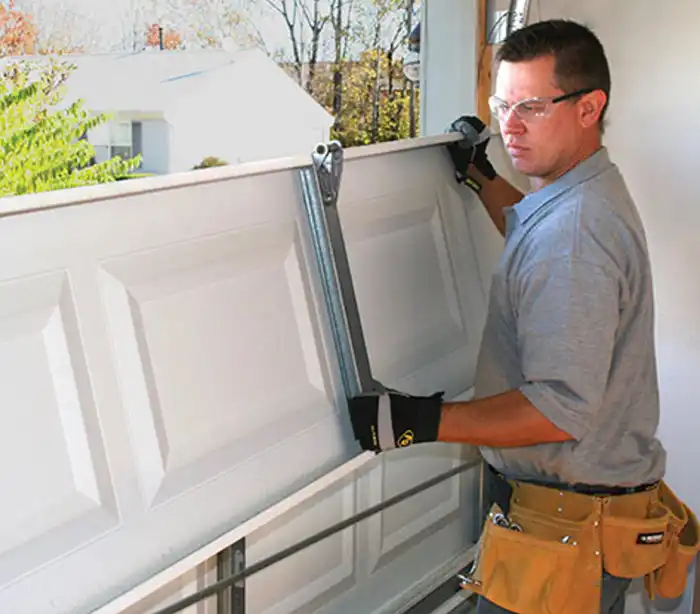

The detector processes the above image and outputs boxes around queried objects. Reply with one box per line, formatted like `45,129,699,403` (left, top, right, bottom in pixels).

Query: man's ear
580,90,607,128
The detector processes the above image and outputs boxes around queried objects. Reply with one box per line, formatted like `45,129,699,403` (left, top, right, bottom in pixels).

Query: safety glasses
488,88,595,123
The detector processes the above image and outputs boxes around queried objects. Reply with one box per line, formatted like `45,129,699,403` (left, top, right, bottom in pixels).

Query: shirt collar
511,147,614,225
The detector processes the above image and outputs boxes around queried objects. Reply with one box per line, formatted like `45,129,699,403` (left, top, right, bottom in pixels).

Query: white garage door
0,135,494,614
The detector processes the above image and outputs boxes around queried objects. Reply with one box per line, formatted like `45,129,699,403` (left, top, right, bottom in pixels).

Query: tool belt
461,467,700,614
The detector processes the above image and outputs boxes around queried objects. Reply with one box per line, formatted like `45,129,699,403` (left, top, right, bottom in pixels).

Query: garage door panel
339,145,487,399
0,269,118,586
364,446,463,574
339,187,467,385
307,447,480,614
0,137,489,614
99,222,337,508
0,164,352,614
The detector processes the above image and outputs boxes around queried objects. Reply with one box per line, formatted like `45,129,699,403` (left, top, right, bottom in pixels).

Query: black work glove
347,388,444,453
445,115,497,189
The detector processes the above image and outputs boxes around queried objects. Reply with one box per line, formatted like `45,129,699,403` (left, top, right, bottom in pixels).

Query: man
347,19,679,614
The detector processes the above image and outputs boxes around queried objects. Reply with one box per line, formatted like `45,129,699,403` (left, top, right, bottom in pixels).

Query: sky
17,0,419,61
19,0,296,55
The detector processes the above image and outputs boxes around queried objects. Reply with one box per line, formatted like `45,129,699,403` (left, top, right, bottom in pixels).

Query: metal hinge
506,0,531,35
311,141,344,206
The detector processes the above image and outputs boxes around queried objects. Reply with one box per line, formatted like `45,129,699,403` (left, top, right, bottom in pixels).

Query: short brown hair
497,19,611,132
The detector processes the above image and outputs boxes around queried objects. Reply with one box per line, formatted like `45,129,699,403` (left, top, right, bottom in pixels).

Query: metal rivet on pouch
557,507,563,513
595,550,601,556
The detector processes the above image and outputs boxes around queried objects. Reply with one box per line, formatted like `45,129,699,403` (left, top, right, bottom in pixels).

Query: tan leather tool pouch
464,503,596,614
600,499,671,578
644,482,700,599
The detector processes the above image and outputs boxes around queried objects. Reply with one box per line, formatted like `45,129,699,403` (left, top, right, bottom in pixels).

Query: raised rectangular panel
364,446,463,573
339,145,488,397
100,222,335,507
246,476,357,614
0,269,117,585
339,187,465,382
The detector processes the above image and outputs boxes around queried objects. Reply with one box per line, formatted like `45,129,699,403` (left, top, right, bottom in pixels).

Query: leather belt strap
488,464,659,496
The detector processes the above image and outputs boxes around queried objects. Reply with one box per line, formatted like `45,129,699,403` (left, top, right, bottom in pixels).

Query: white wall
423,0,700,611
420,0,478,138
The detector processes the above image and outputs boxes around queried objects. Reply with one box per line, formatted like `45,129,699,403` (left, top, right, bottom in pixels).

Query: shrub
192,156,228,170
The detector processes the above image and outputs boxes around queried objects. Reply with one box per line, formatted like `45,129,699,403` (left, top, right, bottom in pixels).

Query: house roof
0,49,334,127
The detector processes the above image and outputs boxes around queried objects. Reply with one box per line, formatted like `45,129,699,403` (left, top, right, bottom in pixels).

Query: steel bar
151,458,480,614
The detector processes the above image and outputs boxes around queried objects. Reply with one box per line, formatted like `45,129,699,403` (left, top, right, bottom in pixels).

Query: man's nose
500,109,526,135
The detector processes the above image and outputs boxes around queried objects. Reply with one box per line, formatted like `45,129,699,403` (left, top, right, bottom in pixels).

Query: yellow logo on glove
397,430,414,447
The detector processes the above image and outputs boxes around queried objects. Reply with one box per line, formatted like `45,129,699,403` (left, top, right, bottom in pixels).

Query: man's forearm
437,390,574,447
469,170,525,236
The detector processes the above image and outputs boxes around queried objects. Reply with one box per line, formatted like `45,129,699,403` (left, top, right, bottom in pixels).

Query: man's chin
510,157,537,176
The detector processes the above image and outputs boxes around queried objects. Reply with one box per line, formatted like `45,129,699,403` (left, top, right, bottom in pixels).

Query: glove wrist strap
461,175,483,193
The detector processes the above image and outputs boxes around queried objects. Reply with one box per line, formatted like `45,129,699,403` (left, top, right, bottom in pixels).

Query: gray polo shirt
474,147,667,487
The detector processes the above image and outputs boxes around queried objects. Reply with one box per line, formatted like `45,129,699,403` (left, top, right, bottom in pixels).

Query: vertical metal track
298,141,378,397
216,539,245,614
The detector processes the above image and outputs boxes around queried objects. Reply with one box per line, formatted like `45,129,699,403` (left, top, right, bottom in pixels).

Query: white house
44,49,334,174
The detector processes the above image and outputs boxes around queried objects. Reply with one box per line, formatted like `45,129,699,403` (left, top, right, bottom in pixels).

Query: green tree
0,59,141,197
312,50,419,147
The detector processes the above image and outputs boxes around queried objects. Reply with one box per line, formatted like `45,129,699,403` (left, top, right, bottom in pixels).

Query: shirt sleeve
514,256,621,440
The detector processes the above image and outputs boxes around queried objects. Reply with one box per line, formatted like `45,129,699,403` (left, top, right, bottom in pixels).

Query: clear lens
513,99,550,120
488,96,554,122
488,96,509,120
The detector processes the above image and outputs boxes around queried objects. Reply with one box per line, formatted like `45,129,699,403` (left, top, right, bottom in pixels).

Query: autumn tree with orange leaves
146,23,183,50
0,0,38,56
